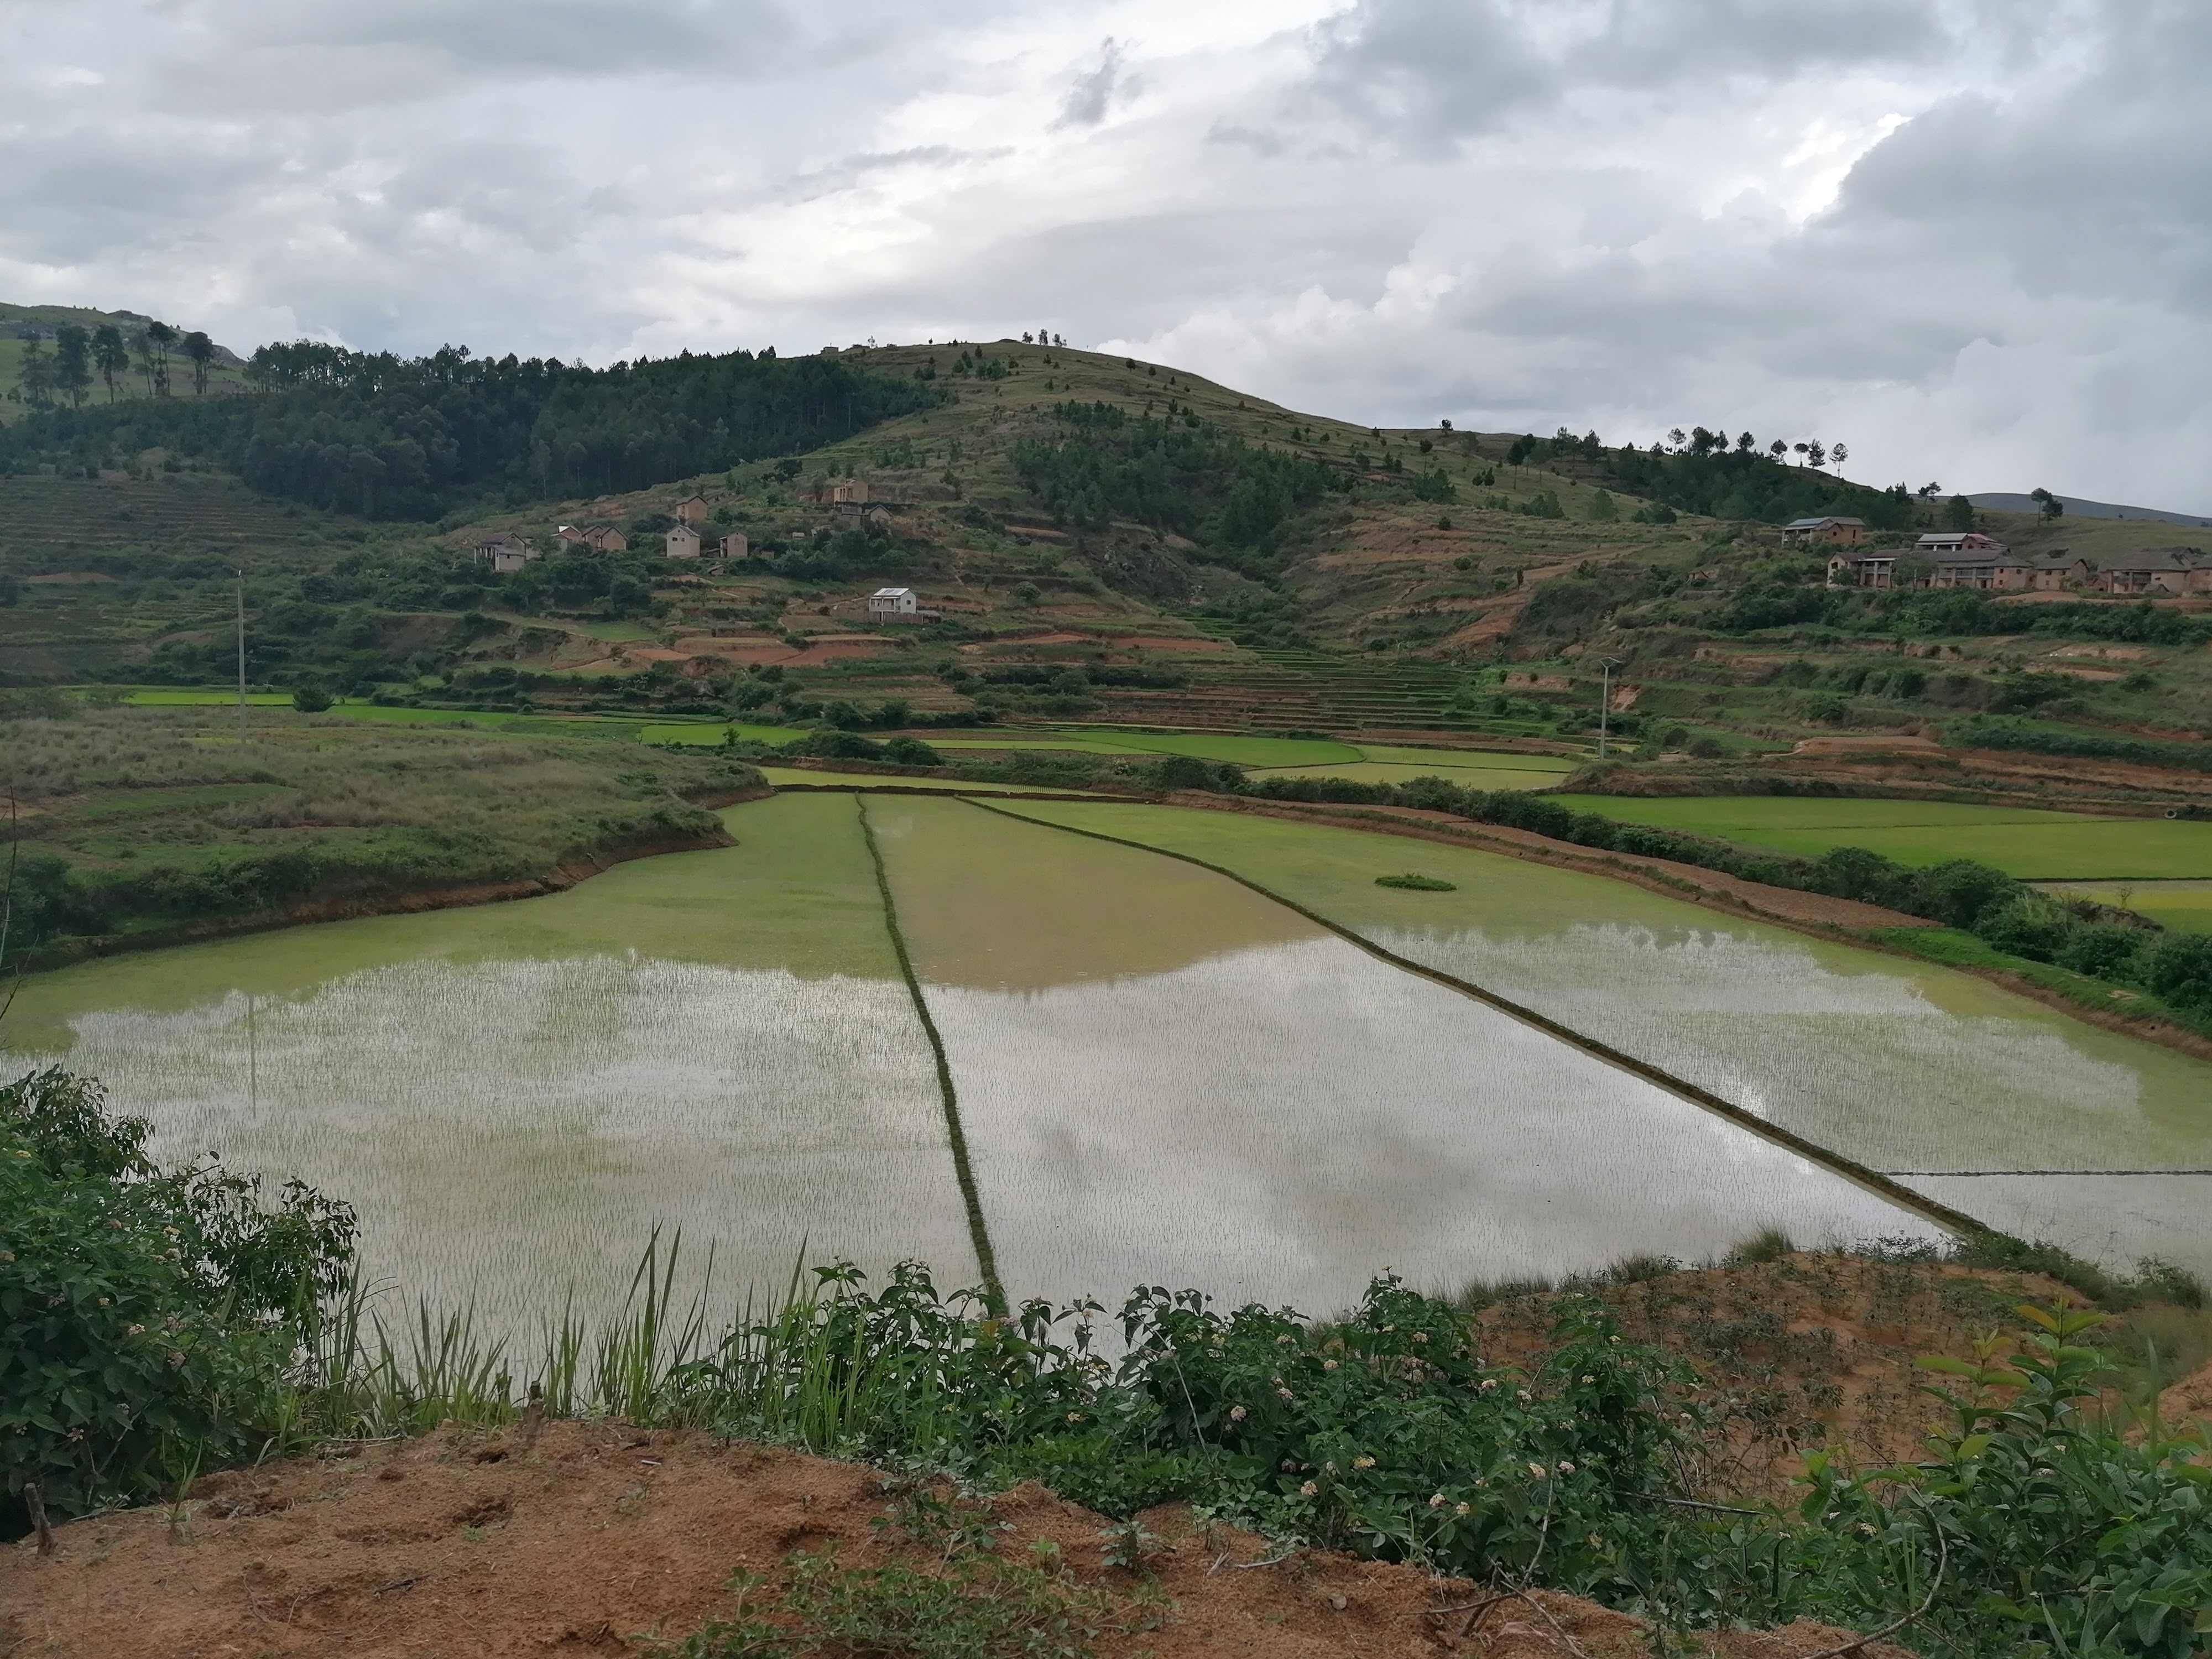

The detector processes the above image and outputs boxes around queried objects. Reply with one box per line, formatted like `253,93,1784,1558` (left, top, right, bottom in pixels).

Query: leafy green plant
1,1068,356,1531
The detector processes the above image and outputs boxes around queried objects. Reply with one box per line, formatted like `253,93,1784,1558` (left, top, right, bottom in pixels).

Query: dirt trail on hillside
2,1423,1912,1659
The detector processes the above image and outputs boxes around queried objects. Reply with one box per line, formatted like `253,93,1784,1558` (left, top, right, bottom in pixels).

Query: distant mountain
1969,491,2212,528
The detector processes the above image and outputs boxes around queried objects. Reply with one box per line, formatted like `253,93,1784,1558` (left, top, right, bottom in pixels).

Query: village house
2090,546,2211,596
570,523,626,552
717,531,750,559
673,494,711,523
472,532,536,575
1827,549,1900,588
868,586,920,619
1928,541,2032,591
1782,515,1866,546
665,523,702,558
830,479,872,514
2028,552,2091,591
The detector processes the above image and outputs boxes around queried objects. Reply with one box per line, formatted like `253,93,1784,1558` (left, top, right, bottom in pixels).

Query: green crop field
124,690,295,706
2041,879,2212,934
1349,743,1580,773
1051,728,1366,766
756,767,1098,794
1548,794,2212,880
1249,761,1572,789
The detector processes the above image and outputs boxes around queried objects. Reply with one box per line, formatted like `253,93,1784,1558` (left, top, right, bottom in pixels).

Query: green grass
642,721,811,747
1549,794,2212,880
1048,728,1365,766
757,768,1099,795
1353,743,1580,773
124,689,294,706
1,707,764,951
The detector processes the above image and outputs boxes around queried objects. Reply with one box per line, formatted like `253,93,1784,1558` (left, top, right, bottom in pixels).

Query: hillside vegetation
0,705,760,958
1,327,2210,796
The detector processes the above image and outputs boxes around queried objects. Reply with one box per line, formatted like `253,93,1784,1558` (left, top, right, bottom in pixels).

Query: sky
3,0,2206,510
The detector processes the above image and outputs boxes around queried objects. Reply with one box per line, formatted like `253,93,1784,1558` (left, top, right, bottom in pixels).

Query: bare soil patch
1480,1256,2096,1503
1,1422,1911,1659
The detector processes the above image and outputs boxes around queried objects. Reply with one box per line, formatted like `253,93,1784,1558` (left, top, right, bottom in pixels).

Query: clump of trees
0,343,941,520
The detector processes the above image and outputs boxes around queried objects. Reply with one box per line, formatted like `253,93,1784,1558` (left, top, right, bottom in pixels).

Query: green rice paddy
14,784,2210,1325
990,799,2212,1275
870,798,1938,1311
1548,794,2212,880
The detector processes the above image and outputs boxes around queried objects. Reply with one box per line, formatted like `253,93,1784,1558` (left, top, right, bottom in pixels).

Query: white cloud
0,0,2203,509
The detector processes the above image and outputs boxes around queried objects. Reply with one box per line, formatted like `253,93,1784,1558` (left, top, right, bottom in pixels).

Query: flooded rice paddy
994,801,2212,1277
9,788,2204,1339
869,799,1937,1315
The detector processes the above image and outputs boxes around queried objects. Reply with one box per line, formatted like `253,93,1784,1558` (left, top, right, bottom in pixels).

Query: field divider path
960,797,1988,1242
855,795,1007,1312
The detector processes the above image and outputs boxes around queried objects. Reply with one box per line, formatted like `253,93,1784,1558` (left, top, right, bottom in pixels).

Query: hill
8,326,2212,801
0,299,249,419
1970,490,2212,527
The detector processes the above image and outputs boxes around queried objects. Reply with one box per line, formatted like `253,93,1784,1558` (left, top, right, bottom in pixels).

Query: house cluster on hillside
477,480,899,573
1809,517,2212,596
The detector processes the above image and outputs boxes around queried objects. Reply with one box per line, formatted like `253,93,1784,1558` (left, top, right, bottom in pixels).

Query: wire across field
1547,794,2212,880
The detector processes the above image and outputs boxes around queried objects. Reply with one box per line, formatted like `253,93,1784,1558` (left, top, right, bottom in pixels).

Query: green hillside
2,325,2209,804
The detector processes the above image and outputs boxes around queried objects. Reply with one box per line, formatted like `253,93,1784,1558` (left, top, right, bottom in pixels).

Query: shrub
291,682,333,714
2143,934,2212,1015
1,1069,355,1531
882,735,943,768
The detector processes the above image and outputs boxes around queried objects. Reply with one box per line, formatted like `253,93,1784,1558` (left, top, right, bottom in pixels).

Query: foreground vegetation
0,706,760,954
8,1068,2209,1657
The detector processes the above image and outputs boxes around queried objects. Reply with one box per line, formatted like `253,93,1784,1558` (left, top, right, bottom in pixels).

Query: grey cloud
178,0,799,78
778,146,997,205
1820,11,2212,316
1056,36,1129,128
1297,0,1950,149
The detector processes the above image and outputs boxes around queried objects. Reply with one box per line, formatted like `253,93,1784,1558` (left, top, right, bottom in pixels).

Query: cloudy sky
4,0,2206,509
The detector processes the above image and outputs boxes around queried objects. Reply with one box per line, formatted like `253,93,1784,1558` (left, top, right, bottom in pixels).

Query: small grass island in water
1375,873,1457,891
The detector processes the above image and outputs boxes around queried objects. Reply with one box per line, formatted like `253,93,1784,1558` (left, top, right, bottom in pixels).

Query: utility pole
1597,656,1623,758
235,569,247,746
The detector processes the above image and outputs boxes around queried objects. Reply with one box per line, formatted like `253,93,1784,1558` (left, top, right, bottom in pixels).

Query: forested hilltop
0,342,941,518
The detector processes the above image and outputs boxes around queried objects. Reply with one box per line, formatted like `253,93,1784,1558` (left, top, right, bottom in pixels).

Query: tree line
0,343,941,519
7,319,217,412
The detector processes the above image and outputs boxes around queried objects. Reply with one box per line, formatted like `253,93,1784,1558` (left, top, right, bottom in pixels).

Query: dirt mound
1477,1254,2090,1501
2,1422,1910,1659
2162,1355,2212,1425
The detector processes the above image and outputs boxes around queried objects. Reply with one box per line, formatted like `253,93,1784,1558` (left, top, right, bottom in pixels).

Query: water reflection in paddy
989,801,2212,1278
870,798,1943,1317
